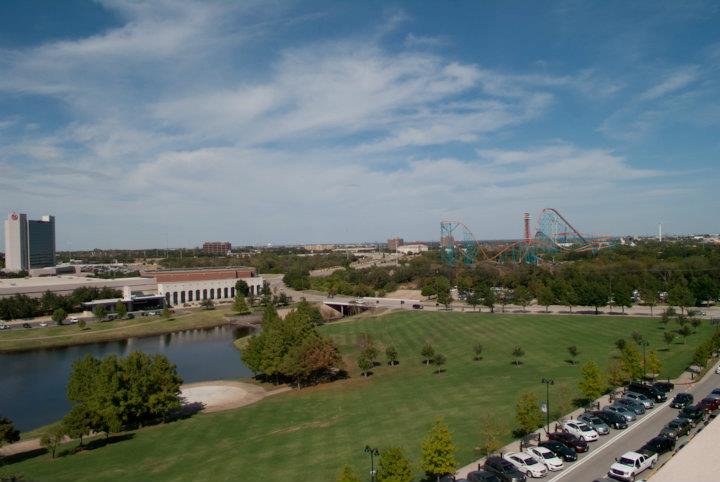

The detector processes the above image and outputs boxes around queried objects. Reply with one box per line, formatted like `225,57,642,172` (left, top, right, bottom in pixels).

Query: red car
547,431,589,453
697,398,720,412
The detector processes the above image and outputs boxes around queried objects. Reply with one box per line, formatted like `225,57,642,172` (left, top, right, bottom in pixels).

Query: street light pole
365,445,379,482
541,378,554,434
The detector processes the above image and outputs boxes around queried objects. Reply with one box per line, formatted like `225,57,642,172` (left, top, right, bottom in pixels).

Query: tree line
0,287,122,321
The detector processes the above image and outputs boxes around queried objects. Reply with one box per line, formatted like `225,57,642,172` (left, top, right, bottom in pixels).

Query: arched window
230,287,235,298
165,292,171,306
180,291,186,303
202,289,207,300
210,288,215,299
188,291,193,302
173,292,178,305
196,289,201,301
224,287,229,298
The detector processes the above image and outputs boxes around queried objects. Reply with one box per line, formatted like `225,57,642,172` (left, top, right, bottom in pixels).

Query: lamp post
541,378,554,434
364,445,379,481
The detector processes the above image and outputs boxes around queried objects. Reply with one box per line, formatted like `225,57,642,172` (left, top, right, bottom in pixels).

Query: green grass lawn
4,311,712,481
0,309,232,352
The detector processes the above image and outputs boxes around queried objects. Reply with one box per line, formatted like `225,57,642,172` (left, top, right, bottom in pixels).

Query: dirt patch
180,380,289,413
385,288,424,300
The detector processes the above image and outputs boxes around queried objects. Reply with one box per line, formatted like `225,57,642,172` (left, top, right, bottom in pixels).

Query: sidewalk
455,366,711,479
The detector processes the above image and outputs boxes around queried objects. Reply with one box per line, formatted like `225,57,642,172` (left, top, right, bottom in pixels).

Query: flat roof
652,415,720,481
0,275,153,289
141,266,253,273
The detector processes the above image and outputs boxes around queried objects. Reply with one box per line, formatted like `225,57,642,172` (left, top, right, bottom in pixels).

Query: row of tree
242,303,341,388
337,418,457,482
0,287,122,321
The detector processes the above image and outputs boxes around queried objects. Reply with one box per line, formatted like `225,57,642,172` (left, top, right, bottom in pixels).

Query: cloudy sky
1,0,719,249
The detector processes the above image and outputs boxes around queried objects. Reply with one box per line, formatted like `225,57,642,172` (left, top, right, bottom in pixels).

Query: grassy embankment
4,311,712,481
0,309,232,352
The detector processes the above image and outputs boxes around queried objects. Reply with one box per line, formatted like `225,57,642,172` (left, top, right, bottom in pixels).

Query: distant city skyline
1,1,719,250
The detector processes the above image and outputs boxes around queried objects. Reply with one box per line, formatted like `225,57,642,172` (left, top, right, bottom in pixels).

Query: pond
0,325,253,432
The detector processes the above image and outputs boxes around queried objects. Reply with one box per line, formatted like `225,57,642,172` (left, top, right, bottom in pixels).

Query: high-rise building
4,212,56,272
202,241,232,255
387,237,404,251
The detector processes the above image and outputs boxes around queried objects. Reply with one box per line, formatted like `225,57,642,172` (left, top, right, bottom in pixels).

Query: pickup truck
608,450,657,481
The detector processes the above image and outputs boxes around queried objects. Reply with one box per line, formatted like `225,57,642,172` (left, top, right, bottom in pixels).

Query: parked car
628,382,667,402
653,381,675,393
711,388,720,397
696,397,720,413
502,452,547,478
538,440,577,462
0,323,9,330
577,413,610,435
670,392,694,409
39,321,48,327
659,418,692,439
67,317,79,324
592,410,628,430
623,391,654,409
547,431,589,453
412,303,424,310
603,405,636,422
22,323,31,329
354,298,365,305
614,398,646,415
525,446,564,472
716,364,720,374
641,435,676,455
679,405,705,426
483,456,527,482
608,451,657,481
705,391,720,401
562,421,599,441
466,471,502,482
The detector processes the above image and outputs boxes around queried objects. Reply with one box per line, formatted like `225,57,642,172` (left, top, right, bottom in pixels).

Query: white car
563,420,599,441
0,323,9,330
525,446,564,472
354,298,365,305
67,317,79,324
39,322,48,327
716,364,720,374
502,452,548,478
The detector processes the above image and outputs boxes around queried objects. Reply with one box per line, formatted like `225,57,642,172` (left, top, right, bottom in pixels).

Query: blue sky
1,0,719,249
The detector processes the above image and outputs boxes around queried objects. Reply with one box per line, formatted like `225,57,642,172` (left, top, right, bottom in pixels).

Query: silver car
577,413,610,435
615,398,646,415
624,392,654,409
603,405,637,422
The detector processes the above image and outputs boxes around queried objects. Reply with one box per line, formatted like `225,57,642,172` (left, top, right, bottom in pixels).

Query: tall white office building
4,212,56,272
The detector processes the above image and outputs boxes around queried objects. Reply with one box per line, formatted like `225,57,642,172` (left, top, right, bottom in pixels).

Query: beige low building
651,415,720,481
0,275,156,299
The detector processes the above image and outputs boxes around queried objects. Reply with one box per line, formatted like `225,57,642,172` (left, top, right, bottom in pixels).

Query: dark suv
628,382,667,402
670,392,694,409
653,381,675,393
547,431,589,453
592,410,628,430
641,435,676,455
483,456,526,482
538,440,577,462
467,470,502,482
659,418,692,439
679,405,705,426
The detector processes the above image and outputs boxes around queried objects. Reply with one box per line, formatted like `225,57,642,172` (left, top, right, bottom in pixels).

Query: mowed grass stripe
8,311,713,482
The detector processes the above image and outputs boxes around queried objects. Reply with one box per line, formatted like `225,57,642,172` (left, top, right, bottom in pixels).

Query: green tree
660,310,671,326
663,331,675,350
668,284,695,314
515,391,543,435
559,283,579,313
233,293,251,315
420,418,457,482
62,404,92,447
421,343,435,365
615,338,626,352
640,288,658,316
678,324,692,344
567,345,579,365
631,331,645,346
606,358,628,387
512,345,525,367
337,464,361,482
357,355,373,377
612,285,633,314
432,353,447,374
162,307,172,319
581,281,610,314
40,424,66,458
52,308,67,325
482,288,496,313
93,305,107,320
514,286,533,312
477,414,504,456
377,446,413,482
235,279,250,297
200,299,214,310
473,342,483,361
578,361,606,401
646,350,662,380
436,290,452,309
466,290,481,311
78,319,87,329
690,317,702,332
0,416,20,448
536,284,555,313
116,302,128,319
386,345,399,366
620,344,643,380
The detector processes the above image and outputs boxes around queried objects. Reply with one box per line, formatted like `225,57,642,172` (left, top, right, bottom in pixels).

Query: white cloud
637,66,700,101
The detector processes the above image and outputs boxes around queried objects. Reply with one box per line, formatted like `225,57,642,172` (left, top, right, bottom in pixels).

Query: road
539,369,718,482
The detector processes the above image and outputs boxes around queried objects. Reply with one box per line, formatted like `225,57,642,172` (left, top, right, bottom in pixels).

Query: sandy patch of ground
180,380,289,413
385,288,424,301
